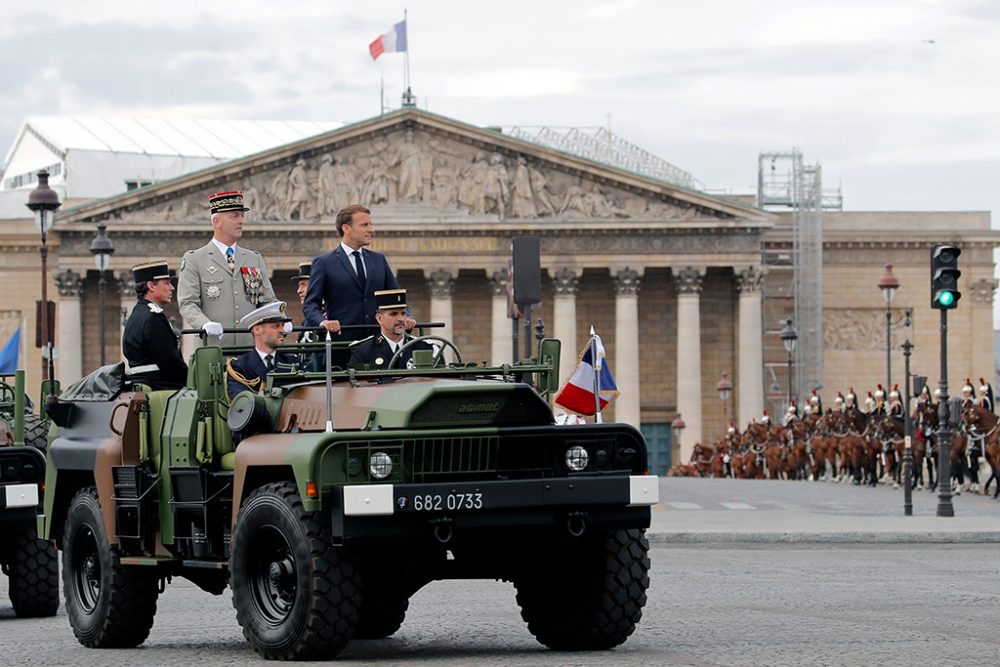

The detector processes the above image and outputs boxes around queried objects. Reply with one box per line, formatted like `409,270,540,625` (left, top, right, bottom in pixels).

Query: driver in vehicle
349,289,430,370
226,301,297,400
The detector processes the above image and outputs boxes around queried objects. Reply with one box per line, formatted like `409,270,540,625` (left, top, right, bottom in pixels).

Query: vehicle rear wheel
231,481,361,660
8,524,59,617
514,529,650,650
62,487,158,647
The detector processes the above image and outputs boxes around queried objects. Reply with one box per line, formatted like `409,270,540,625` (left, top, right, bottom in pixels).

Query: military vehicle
0,370,59,618
41,333,658,660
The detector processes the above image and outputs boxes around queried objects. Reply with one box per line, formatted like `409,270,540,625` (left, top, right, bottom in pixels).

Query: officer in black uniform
226,301,297,400
122,260,188,389
292,261,324,371
349,289,430,370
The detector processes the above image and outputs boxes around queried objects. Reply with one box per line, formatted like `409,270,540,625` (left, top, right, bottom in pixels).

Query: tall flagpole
590,325,603,423
401,7,414,107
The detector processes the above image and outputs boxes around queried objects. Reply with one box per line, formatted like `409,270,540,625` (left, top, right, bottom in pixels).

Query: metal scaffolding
758,149,841,407
502,126,702,191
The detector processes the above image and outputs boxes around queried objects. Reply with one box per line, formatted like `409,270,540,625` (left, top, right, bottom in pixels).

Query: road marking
666,502,703,510
719,502,756,510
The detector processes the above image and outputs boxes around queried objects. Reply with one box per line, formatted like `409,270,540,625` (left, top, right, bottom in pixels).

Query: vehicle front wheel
62,487,158,647
231,481,362,660
514,529,650,650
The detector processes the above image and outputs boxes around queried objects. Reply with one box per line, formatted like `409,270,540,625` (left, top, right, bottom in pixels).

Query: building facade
1,109,996,471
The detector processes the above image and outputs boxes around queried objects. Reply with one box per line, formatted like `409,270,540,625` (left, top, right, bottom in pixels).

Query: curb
647,531,1000,545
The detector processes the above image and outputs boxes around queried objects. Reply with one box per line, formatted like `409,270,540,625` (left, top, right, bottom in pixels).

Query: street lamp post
26,170,61,402
89,223,115,367
878,264,899,392
717,373,732,432
779,319,798,408
901,307,913,517
671,415,686,468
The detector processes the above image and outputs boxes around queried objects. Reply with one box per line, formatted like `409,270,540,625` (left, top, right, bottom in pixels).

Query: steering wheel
387,335,463,370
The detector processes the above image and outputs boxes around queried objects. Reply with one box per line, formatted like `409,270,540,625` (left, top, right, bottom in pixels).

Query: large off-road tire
8,524,59,617
514,529,650,650
62,487,158,647
353,574,410,639
231,481,362,660
22,412,49,450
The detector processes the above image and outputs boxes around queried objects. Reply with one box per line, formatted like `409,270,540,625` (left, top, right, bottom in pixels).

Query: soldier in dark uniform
122,260,188,390
349,289,431,370
226,301,297,400
292,261,323,372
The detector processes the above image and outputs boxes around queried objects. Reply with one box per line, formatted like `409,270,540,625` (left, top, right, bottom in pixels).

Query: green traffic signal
936,291,955,307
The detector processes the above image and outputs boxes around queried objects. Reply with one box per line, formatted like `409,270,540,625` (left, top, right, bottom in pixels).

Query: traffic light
930,244,961,309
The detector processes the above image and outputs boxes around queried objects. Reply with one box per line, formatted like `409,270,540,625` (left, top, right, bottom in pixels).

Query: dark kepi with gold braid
291,262,312,281
208,190,250,213
132,260,171,284
375,288,407,310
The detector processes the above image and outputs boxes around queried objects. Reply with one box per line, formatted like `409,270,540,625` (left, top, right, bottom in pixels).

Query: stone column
428,269,456,361
970,278,998,378
552,268,580,380
115,271,142,363
55,269,84,385
735,266,765,429
490,268,511,365
674,266,705,463
614,268,641,427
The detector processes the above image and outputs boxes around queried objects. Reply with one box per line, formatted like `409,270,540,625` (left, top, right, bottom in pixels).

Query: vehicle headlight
369,452,393,479
565,445,589,472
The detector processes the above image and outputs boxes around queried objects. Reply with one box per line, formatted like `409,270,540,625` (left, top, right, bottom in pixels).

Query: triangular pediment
59,109,772,228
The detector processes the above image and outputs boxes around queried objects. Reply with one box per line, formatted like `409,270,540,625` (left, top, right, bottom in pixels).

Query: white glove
283,321,293,335
203,321,224,339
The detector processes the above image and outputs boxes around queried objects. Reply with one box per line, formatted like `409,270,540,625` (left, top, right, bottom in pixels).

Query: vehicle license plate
400,491,485,512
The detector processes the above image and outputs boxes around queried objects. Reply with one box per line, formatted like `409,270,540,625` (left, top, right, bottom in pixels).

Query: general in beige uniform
178,190,276,346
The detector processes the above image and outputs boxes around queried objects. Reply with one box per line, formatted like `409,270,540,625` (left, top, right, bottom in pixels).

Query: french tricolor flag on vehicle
554,333,619,417
369,19,408,60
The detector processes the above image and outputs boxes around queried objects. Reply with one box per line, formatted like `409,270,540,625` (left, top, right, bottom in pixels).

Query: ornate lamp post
878,264,899,391
25,170,61,397
717,372,733,432
671,415,686,468
901,307,914,516
89,223,115,367
779,319,798,407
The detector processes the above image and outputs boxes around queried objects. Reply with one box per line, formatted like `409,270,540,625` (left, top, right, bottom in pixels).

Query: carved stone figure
510,157,536,218
287,158,311,220
458,151,489,213
316,155,337,215
393,129,423,202
361,155,390,205
482,153,510,217
266,169,291,220
432,158,457,209
529,165,557,217
559,184,589,218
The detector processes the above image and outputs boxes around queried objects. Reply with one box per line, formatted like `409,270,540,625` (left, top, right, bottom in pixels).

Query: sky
3,0,999,317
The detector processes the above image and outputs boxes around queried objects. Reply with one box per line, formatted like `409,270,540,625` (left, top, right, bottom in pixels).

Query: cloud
584,0,644,19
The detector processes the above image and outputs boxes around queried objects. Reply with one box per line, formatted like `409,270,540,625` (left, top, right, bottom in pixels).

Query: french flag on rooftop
369,19,408,60
554,333,619,417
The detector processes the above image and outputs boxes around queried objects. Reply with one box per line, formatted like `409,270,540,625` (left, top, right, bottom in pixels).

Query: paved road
2,543,998,666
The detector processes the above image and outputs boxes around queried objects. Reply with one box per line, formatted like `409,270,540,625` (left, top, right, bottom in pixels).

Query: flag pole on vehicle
591,326,602,423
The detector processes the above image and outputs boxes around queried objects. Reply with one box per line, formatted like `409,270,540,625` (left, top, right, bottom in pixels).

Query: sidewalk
645,478,1000,544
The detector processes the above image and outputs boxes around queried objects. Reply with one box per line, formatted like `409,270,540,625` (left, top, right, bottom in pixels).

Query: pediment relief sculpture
99,127,725,225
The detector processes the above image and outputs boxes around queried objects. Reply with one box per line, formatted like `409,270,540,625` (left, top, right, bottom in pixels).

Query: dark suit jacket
349,334,432,370
123,299,188,389
302,246,399,340
226,350,297,400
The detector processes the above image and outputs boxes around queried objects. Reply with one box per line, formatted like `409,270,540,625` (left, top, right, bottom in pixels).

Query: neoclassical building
1,109,996,471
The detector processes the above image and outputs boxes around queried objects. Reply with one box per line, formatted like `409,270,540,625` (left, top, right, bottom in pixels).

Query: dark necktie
353,250,367,291
264,354,274,371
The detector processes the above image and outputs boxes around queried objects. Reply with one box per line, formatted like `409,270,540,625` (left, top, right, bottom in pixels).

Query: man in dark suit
350,289,431,370
123,260,188,389
226,301,297,400
303,204,414,339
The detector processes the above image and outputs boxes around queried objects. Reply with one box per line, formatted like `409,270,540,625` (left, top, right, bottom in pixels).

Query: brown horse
961,404,1000,498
